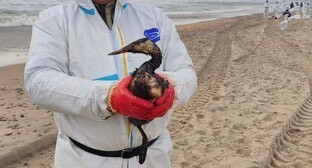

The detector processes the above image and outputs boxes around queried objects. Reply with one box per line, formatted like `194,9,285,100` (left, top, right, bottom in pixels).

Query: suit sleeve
24,8,114,120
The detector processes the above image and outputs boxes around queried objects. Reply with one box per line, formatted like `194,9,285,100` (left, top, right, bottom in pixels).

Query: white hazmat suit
274,1,280,19
264,1,270,19
24,0,197,167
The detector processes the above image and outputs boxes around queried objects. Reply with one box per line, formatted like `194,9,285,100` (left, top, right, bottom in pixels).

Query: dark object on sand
283,9,291,18
109,38,169,164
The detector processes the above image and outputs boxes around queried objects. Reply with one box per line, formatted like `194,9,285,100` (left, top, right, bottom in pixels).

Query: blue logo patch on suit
144,28,160,43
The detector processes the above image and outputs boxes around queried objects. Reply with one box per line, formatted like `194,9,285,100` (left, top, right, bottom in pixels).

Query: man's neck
93,0,115,5
93,0,116,29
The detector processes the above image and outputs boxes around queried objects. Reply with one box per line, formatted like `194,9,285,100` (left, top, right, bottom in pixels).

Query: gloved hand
144,78,175,121
106,75,155,120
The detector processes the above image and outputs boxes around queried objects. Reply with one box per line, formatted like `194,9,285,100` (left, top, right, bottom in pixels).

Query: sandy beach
1,14,312,168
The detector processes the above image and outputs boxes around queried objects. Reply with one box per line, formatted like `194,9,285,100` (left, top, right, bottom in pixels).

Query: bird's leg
137,125,148,164
128,117,149,164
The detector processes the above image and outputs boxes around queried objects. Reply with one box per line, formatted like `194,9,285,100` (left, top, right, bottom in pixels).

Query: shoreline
0,12,263,68
0,26,32,68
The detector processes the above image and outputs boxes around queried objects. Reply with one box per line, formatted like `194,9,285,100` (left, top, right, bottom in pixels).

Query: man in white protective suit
24,0,197,167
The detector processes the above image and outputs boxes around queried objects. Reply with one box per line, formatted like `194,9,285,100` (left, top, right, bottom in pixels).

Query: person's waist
68,135,159,160
57,123,164,150
55,112,170,149
69,133,160,150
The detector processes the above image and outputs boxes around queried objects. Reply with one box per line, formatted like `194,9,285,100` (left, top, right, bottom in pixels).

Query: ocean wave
0,0,263,27
0,14,37,27
169,5,261,14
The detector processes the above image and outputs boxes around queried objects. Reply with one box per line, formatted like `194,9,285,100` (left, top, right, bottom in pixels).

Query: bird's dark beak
108,38,160,56
108,48,126,55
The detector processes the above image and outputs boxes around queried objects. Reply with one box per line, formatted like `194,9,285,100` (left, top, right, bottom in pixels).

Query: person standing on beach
264,0,270,19
283,8,292,20
281,0,287,12
24,0,197,167
273,1,280,19
290,1,294,9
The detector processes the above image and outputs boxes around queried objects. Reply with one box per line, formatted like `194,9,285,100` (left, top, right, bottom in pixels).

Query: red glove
109,76,155,120
144,81,175,121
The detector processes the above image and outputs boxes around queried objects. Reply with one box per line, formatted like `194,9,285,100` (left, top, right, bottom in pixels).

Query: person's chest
64,5,164,81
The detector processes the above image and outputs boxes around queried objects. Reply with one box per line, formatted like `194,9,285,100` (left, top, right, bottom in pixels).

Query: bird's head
108,38,161,56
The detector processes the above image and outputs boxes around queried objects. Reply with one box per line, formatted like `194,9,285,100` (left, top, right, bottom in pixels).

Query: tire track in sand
170,20,238,138
262,96,312,168
0,132,56,168
169,17,264,167
261,20,312,168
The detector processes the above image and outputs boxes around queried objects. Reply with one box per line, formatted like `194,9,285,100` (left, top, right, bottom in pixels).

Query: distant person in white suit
281,0,287,12
294,2,301,19
302,2,310,18
274,1,280,19
280,8,291,31
283,8,292,20
264,0,270,19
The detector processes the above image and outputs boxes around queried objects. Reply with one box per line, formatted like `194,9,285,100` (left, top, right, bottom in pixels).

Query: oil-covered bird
108,38,169,103
108,38,169,164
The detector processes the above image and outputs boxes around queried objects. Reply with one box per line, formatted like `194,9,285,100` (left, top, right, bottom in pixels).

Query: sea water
0,0,266,67
0,0,267,27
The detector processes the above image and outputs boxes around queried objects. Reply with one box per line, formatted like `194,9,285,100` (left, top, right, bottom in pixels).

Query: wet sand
1,14,312,167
